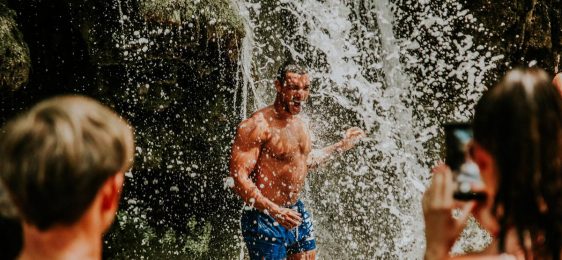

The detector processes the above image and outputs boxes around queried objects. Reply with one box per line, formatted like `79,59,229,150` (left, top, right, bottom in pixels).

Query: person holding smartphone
423,68,562,259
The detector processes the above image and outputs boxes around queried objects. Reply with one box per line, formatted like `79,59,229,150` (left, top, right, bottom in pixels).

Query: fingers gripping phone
444,122,486,201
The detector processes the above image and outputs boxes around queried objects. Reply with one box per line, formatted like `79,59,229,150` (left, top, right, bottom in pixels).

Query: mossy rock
138,0,244,61
0,3,30,91
139,0,244,35
465,0,561,71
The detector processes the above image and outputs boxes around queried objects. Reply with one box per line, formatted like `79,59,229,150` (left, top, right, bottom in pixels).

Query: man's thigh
286,201,316,256
241,210,289,260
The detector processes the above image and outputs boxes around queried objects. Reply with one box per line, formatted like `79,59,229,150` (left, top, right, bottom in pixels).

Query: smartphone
444,122,486,201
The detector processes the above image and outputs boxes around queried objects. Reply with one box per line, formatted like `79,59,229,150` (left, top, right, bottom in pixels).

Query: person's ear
275,79,282,93
471,142,493,174
100,172,125,232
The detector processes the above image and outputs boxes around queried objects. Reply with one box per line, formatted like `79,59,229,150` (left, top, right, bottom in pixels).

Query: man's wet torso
251,107,311,207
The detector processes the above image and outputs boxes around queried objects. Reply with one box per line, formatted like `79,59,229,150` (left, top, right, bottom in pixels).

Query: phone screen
444,122,486,201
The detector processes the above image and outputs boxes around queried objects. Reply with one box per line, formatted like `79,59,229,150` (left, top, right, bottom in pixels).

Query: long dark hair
473,68,562,259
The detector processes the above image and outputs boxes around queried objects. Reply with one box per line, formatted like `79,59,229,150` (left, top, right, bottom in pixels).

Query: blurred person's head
0,95,134,235
472,68,562,258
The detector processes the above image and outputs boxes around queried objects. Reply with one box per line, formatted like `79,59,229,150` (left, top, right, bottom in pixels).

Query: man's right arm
307,127,365,170
229,117,302,228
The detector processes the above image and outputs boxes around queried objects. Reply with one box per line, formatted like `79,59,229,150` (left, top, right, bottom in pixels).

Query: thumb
455,201,476,232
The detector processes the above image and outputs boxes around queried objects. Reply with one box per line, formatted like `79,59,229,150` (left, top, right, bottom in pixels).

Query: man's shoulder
236,107,273,138
239,114,261,127
241,106,274,126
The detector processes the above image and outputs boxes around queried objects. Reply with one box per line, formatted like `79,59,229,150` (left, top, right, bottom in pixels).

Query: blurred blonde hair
0,95,134,230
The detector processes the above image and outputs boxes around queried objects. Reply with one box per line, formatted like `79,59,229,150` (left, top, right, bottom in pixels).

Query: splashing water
104,0,503,258
234,0,502,258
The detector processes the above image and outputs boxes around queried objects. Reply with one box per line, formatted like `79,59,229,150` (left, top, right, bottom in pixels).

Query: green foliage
104,211,212,259
0,2,30,91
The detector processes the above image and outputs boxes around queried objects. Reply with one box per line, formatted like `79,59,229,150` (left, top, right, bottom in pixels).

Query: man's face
277,72,310,115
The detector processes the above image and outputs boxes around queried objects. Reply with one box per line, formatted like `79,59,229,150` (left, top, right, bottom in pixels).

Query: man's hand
338,127,366,151
271,207,302,229
308,127,366,169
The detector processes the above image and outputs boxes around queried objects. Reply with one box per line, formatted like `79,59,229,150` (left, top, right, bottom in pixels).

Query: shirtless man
229,62,365,259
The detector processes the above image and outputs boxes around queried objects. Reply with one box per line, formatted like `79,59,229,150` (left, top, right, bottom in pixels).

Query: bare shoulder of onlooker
553,73,562,95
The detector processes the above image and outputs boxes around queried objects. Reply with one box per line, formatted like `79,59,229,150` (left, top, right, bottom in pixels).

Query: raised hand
339,127,366,151
272,207,302,230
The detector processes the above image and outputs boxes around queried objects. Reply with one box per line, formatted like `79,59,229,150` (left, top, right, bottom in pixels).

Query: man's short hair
276,60,308,86
0,95,134,230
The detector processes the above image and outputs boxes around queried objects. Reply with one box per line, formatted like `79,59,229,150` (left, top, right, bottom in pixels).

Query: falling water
234,0,502,258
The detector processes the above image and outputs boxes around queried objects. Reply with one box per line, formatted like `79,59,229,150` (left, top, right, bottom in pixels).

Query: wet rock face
394,0,561,92
0,2,30,91
94,0,244,112
464,0,562,74
0,0,245,258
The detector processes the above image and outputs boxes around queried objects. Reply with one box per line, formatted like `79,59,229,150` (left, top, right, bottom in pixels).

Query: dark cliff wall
392,0,562,162
0,0,245,258
464,0,562,76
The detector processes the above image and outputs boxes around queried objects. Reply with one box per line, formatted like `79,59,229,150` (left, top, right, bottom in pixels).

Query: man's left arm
307,127,365,170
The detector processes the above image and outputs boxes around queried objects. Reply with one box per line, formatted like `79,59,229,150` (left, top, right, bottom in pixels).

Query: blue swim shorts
241,200,316,260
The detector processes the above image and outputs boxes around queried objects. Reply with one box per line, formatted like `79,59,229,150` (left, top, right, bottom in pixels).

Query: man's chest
264,125,311,159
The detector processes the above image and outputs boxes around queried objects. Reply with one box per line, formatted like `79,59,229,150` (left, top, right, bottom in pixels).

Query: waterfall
234,0,501,258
